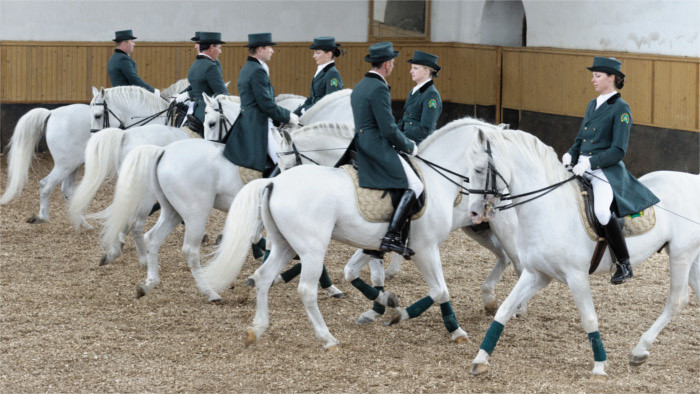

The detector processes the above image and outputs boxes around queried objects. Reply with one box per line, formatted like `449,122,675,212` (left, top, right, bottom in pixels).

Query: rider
351,42,421,257
293,36,344,116
398,51,442,145
186,31,229,136
563,56,660,285
107,30,159,96
223,32,299,177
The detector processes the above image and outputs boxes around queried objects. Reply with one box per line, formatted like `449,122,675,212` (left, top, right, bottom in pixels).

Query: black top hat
245,33,278,48
364,42,399,63
587,56,625,78
191,31,202,42
113,30,137,42
199,32,225,45
407,50,441,73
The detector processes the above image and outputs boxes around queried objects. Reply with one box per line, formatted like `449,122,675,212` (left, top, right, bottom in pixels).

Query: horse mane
215,94,241,104
159,78,189,99
100,86,167,113
481,128,576,195
290,121,355,140
419,117,506,149
276,94,305,103
300,89,352,122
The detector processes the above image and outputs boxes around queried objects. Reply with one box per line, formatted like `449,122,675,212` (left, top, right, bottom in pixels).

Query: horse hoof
356,316,375,325
209,297,222,304
469,363,489,376
629,353,648,366
483,300,497,314
385,311,401,326
26,215,47,224
589,373,608,381
201,234,209,245
453,335,469,344
99,255,109,266
326,344,340,352
245,278,255,287
329,291,346,299
136,284,147,298
244,330,257,346
386,292,399,308
215,234,223,245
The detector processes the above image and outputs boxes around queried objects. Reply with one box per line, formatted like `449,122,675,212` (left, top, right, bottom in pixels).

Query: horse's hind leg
136,203,181,298
384,252,403,280
689,254,700,303
298,252,340,350
61,168,93,229
630,249,695,366
344,249,398,324
28,165,72,223
181,213,222,302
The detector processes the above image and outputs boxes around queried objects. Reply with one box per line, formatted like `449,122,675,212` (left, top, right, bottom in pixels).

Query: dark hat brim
364,51,399,63
309,43,341,50
113,35,137,42
244,41,278,48
190,36,199,42
587,66,624,78
201,40,226,45
407,58,442,72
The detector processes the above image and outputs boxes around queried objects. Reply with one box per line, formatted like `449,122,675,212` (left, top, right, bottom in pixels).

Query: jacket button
409,122,413,125
583,139,586,142
593,128,596,131
359,129,363,133
584,127,588,130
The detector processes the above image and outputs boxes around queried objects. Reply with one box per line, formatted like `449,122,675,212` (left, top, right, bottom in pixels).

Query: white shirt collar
412,78,432,95
595,91,617,109
314,61,334,78
256,58,270,76
369,70,387,84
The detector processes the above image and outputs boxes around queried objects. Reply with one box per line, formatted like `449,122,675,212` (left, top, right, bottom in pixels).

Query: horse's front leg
387,246,469,343
470,268,551,376
181,215,222,302
344,249,398,324
136,204,180,298
384,252,404,280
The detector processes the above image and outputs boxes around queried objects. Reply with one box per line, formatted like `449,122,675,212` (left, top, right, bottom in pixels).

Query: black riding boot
379,190,416,257
605,215,633,284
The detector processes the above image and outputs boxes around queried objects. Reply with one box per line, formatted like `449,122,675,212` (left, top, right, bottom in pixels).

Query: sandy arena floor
1,153,698,392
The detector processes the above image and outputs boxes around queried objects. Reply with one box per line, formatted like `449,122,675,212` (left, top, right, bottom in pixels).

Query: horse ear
225,81,231,88
477,128,487,146
202,93,212,107
92,86,99,97
99,87,105,97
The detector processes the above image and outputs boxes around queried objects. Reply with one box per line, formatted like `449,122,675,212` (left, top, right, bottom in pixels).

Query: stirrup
379,236,415,258
610,260,633,285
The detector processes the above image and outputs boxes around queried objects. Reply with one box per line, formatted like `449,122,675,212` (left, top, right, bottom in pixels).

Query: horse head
465,128,510,224
203,93,240,142
275,127,297,170
90,87,114,132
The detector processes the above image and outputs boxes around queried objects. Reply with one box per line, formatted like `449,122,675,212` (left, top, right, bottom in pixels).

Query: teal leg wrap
480,321,504,354
588,331,607,362
406,296,434,319
280,263,301,283
251,238,266,260
440,302,459,332
372,286,386,315
319,266,333,289
351,278,379,300
262,249,270,263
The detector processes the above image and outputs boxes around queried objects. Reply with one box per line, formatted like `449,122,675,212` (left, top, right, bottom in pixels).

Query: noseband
90,100,126,133
211,100,234,142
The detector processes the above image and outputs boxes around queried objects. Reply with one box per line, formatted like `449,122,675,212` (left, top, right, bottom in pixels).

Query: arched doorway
480,0,526,47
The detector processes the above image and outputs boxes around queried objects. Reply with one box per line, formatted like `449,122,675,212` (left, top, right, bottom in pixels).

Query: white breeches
398,155,424,197
267,123,278,165
581,157,613,225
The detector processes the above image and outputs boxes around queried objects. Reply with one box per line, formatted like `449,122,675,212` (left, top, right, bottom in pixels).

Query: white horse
202,120,508,350
274,94,305,112
99,121,356,301
464,128,700,377
159,78,189,100
67,124,190,229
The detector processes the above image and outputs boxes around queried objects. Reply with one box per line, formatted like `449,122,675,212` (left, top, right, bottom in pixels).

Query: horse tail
94,145,164,252
68,128,125,227
0,107,51,205
203,178,272,292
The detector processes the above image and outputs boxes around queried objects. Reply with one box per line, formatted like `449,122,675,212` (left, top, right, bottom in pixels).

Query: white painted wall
2,0,698,57
0,0,369,42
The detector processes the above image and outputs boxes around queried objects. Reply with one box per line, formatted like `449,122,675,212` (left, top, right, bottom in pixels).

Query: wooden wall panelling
619,57,653,125
501,49,521,110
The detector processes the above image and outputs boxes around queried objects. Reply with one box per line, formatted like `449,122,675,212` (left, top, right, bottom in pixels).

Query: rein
276,146,348,166
90,99,169,133
212,100,234,142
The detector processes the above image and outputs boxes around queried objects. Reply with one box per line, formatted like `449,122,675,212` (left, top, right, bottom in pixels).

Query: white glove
410,142,419,157
288,113,300,126
153,88,161,97
572,156,591,176
174,92,189,103
561,152,572,167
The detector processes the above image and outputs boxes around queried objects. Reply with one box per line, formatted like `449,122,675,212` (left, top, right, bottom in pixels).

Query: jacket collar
114,49,128,56
606,92,621,104
196,54,215,62
246,56,259,63
414,79,434,94
365,72,386,84
314,62,335,79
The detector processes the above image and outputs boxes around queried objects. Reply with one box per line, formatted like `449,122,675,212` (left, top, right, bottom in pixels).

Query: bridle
209,100,234,142
90,97,170,133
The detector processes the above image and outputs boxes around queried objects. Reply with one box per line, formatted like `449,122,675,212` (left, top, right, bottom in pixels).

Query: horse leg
61,167,93,230
298,252,340,350
387,246,469,343
356,257,388,324
181,214,222,302
565,273,609,378
130,206,152,268
247,242,296,346
28,165,71,223
470,269,551,376
384,252,403,280
689,254,700,303
630,248,696,366
344,249,398,324
136,203,181,298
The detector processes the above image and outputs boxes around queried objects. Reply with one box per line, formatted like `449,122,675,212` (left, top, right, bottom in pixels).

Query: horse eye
475,169,483,174
94,114,102,118
208,122,216,128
